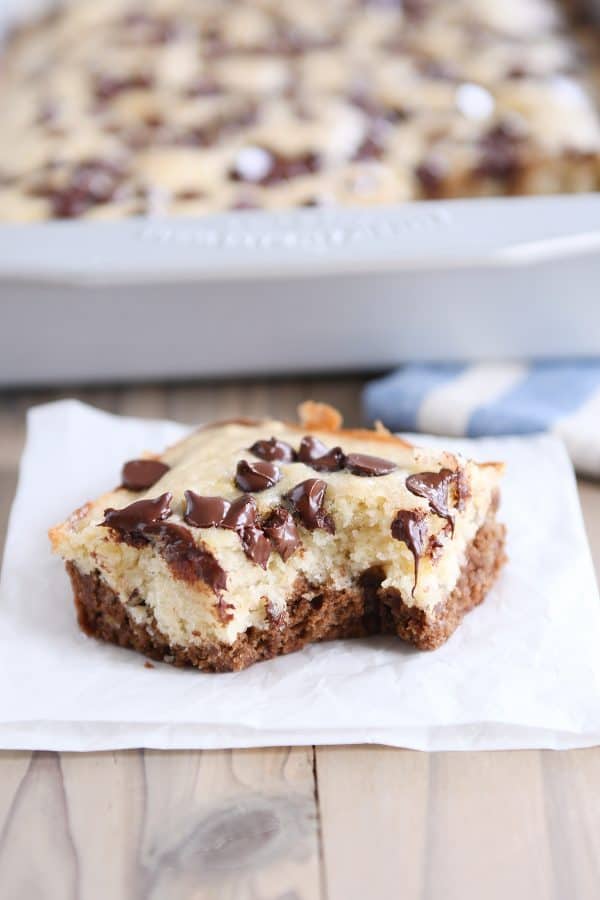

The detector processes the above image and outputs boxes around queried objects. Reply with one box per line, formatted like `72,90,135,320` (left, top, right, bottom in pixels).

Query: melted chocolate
285,479,335,533
249,437,296,463
415,159,445,198
94,73,153,102
102,492,172,535
102,492,226,594
184,492,231,528
36,159,128,219
353,135,384,162
121,459,170,491
222,495,258,530
477,123,523,180
262,507,301,561
121,12,179,44
183,491,274,568
405,468,457,533
344,453,397,477
231,149,320,186
235,459,281,492
239,525,272,569
145,522,227,595
185,77,222,98
298,436,345,472
390,509,428,594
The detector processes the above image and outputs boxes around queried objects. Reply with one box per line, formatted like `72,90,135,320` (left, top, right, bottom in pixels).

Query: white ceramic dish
1,195,600,384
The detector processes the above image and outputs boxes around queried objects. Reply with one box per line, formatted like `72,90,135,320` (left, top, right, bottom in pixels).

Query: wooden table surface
1,377,599,900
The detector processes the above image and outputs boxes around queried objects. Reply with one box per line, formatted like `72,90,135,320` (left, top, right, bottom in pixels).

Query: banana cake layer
49,403,506,671
1,0,599,221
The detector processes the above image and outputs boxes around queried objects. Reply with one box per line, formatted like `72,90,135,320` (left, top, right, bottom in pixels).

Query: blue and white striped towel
363,362,600,478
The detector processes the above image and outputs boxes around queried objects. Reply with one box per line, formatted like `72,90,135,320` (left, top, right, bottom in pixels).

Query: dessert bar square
50,402,506,671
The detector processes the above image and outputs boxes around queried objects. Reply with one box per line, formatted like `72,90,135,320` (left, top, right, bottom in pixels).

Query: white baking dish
2,0,600,384
1,194,600,384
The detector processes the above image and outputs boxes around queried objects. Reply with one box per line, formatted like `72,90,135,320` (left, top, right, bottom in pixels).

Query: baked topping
391,509,428,593
285,479,335,533
3,1,600,223
406,469,457,533
345,454,397,477
121,459,170,491
298,436,345,472
262,507,301,561
184,492,231,528
235,459,281,492
249,437,296,463
102,492,172,534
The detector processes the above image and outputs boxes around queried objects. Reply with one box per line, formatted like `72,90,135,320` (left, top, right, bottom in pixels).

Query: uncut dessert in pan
1,0,600,221
49,403,506,672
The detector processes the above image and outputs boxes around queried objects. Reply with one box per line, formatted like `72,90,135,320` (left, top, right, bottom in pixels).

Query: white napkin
1,399,599,752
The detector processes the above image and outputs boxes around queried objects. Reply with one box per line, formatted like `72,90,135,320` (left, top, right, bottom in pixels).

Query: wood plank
0,753,32,839
139,747,322,900
60,751,146,900
0,748,322,900
541,748,600,897
317,748,557,900
423,751,553,900
0,752,78,900
317,746,429,900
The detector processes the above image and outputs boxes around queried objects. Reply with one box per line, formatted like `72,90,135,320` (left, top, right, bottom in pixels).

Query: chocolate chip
406,469,457,533
184,492,231,528
418,58,456,81
222,494,258,530
185,77,222,98
174,189,204,201
262,507,301,561
121,459,170,491
235,460,281,492
415,159,445,198
344,453,397,477
183,491,274,569
231,149,320,186
390,509,428,594
37,99,60,126
94,73,153,102
144,521,227,595
35,159,128,219
239,525,272,569
102,492,172,534
179,106,258,148
352,136,384,162
298,436,345,472
477,122,523,180
285,479,335,533
250,437,296,463
121,12,179,44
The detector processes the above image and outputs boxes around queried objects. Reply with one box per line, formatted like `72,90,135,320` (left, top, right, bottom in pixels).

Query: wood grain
1,379,600,900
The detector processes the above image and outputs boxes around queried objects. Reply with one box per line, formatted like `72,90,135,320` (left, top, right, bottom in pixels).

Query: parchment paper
1,400,599,751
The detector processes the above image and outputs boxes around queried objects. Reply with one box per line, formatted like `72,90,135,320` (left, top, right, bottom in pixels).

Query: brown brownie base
66,514,506,672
